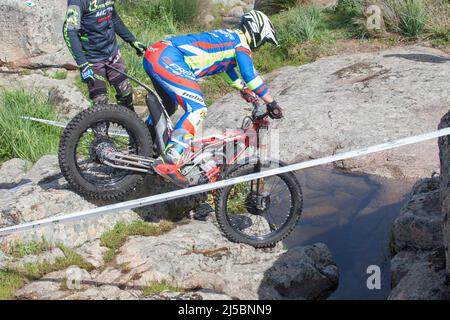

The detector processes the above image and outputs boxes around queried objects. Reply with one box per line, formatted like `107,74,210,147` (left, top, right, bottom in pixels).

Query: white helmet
239,10,279,49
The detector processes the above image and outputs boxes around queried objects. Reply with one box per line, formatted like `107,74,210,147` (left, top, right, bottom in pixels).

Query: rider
144,10,283,188
63,0,147,110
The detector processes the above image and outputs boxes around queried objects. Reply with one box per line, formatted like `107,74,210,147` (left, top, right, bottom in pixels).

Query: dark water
283,166,412,300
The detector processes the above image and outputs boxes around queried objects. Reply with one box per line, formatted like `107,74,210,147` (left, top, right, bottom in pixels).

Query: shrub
349,0,448,39
384,0,428,37
291,6,323,41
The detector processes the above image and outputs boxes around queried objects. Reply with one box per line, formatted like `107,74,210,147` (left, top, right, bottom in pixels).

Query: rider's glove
79,63,95,86
240,87,258,104
267,100,283,119
130,41,148,56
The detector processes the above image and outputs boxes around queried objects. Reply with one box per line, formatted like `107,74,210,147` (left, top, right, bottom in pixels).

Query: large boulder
389,177,450,299
0,0,71,67
15,219,338,300
206,46,450,180
439,111,450,275
0,155,140,247
0,72,90,119
389,250,450,300
112,221,338,300
391,178,443,252
0,154,207,248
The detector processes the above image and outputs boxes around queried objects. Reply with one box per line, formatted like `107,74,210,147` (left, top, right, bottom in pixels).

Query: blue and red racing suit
143,29,269,154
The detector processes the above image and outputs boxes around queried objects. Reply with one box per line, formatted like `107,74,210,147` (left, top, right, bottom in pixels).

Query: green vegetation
289,5,323,42
0,270,25,300
393,0,428,37
142,280,183,296
100,220,174,262
51,70,68,80
0,89,61,163
227,182,251,214
338,0,449,39
389,227,399,256
20,244,94,280
0,242,93,299
6,238,52,259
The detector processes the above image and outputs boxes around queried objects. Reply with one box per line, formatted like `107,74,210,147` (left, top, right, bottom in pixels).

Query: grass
20,244,94,280
389,227,399,257
289,6,323,42
0,270,25,300
343,0,449,41
5,238,52,259
227,182,251,214
51,70,68,80
0,89,61,163
142,280,183,297
100,220,174,263
384,0,428,37
0,243,94,299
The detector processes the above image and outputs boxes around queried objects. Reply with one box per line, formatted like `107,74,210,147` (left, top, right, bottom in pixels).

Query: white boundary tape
21,117,129,137
1,124,449,237
22,117,68,129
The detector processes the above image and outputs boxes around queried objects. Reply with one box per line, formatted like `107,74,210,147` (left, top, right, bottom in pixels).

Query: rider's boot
152,130,192,188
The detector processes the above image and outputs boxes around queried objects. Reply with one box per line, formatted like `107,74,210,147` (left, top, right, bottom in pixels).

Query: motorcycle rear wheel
58,104,153,201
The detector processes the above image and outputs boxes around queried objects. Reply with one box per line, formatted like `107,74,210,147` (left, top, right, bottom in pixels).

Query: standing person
63,0,147,110
143,10,283,187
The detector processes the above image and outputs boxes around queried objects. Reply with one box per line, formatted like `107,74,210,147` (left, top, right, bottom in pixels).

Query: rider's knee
192,107,208,120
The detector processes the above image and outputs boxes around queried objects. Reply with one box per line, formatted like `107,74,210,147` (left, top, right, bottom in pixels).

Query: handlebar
251,102,269,121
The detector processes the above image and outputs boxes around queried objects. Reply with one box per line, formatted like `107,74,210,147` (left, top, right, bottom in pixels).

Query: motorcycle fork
145,92,173,155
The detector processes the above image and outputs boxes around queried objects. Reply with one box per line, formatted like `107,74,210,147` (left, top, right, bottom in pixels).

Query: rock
66,285,138,300
206,46,450,180
389,253,450,300
0,0,71,67
0,153,205,248
15,269,71,300
228,6,245,17
0,155,141,248
0,72,90,118
26,155,61,184
0,158,32,186
203,14,215,24
439,111,450,275
392,177,443,252
211,0,245,7
390,251,428,288
145,290,232,300
48,86,91,118
113,220,338,300
9,248,65,273
258,243,339,299
74,240,107,269
0,250,11,269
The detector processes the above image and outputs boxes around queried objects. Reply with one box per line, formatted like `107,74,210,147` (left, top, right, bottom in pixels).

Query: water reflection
284,166,413,300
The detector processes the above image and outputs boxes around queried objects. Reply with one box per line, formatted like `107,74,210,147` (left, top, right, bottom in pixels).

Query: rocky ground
0,155,339,300
389,177,450,300
10,225,338,300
